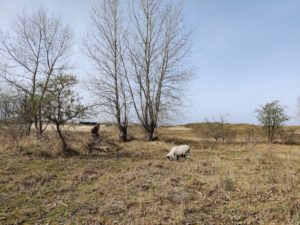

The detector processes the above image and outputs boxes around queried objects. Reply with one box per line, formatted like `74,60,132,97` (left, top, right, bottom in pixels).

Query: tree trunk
25,123,32,136
34,105,44,138
56,123,68,152
268,127,273,143
34,115,38,131
38,106,43,136
145,129,155,141
119,125,128,142
270,134,273,143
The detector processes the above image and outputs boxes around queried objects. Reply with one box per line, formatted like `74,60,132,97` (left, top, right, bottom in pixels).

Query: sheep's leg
176,155,179,161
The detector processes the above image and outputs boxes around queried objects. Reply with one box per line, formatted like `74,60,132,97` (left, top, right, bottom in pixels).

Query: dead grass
0,125,300,224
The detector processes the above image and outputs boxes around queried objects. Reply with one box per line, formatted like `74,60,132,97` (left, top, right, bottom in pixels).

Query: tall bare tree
126,0,191,140
0,7,73,136
84,0,130,141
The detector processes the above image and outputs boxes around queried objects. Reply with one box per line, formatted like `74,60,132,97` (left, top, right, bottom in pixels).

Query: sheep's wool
166,145,190,160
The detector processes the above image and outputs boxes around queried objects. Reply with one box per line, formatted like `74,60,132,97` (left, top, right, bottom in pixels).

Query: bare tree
84,0,130,141
202,115,236,147
44,74,87,153
0,7,73,136
126,0,191,140
0,91,33,143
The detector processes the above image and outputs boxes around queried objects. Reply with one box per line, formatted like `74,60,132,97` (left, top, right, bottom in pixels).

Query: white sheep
166,145,190,161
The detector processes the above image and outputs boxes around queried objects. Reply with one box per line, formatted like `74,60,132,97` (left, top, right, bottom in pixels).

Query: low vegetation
1,124,300,225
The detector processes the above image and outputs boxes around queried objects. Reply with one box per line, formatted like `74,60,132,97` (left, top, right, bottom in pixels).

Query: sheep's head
166,154,175,160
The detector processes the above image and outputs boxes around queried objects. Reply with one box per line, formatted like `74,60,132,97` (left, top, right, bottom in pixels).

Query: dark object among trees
79,121,98,126
91,123,100,139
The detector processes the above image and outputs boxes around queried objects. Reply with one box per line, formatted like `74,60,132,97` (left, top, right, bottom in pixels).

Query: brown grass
0,124,300,224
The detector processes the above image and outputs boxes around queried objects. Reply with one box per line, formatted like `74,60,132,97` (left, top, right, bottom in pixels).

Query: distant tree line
197,101,289,146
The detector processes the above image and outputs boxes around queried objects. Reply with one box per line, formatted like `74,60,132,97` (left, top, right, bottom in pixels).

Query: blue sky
0,0,299,124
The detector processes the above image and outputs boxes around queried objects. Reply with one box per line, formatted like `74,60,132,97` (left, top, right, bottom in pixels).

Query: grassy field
1,124,300,224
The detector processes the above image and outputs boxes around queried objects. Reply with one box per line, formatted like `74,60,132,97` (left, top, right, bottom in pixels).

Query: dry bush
191,121,237,150
280,128,300,145
0,124,30,149
16,133,61,158
244,126,261,145
0,128,76,158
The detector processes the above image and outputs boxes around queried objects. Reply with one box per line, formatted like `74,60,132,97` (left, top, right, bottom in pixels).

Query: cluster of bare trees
84,0,191,141
0,8,87,151
202,115,236,145
0,0,191,152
